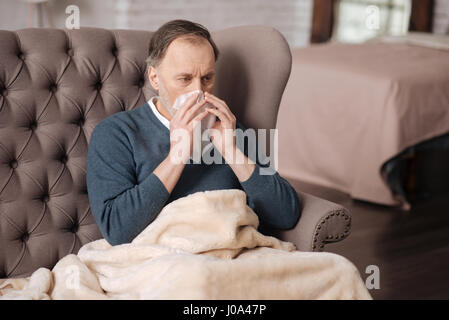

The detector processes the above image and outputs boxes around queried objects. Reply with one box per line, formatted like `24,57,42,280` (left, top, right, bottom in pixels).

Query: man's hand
204,92,255,182
153,92,210,194
204,92,237,159
169,92,210,164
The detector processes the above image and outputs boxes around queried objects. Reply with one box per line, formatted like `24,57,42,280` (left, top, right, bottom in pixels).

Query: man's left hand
204,92,236,158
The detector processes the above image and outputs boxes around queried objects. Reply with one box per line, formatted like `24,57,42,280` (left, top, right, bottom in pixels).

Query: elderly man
86,19,301,246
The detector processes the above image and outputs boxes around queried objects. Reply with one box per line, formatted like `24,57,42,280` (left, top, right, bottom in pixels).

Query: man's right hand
168,92,209,164
153,92,210,194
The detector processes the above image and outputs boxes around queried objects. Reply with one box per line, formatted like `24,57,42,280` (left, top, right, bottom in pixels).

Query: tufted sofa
0,26,352,279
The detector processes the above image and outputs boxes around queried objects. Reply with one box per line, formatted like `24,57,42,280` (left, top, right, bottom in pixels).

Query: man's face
148,36,216,112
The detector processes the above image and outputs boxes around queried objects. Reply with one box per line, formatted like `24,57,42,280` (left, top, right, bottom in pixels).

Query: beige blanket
0,189,371,300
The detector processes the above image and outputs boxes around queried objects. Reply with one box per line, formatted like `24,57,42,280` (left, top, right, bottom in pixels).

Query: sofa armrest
259,191,352,252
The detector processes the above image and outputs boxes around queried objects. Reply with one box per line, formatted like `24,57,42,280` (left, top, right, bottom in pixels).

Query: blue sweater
86,101,301,246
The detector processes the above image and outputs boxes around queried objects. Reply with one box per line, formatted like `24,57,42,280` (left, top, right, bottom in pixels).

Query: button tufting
71,223,79,233
95,82,102,90
10,159,18,169
78,116,85,126
18,52,25,60
41,194,49,202
111,46,117,56
138,78,145,87
21,232,29,242
1,89,7,97
61,155,68,164
49,84,57,92
67,48,74,56
29,121,37,130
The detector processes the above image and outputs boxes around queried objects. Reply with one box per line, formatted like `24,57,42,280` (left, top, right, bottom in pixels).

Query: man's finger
175,92,201,119
205,93,232,113
206,107,231,123
183,99,208,124
205,106,231,127
189,109,211,129
205,94,234,122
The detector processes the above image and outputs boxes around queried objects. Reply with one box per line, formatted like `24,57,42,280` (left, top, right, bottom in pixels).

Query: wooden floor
286,177,449,300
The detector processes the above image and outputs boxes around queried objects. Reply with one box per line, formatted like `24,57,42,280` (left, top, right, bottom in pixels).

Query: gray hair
146,19,220,69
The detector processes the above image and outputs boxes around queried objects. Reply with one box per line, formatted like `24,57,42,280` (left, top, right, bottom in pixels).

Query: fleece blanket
0,189,372,300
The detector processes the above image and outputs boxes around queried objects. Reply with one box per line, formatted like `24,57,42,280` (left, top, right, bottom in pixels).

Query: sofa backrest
0,25,292,278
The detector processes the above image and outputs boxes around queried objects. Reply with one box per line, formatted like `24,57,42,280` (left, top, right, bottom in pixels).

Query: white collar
148,96,170,129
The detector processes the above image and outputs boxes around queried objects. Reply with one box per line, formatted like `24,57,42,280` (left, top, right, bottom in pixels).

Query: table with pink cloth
277,41,449,208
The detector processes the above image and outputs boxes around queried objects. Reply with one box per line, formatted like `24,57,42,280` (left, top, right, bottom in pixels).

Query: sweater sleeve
86,120,170,246
235,121,302,230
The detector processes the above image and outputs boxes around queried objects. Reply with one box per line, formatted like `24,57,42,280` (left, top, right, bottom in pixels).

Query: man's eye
202,77,211,82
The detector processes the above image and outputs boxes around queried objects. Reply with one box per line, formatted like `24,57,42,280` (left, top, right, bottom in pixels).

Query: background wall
114,0,313,48
433,0,449,34
0,0,117,30
0,0,313,48
0,0,448,48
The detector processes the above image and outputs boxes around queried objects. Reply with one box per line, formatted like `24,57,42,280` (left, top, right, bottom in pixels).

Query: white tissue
171,90,216,132
169,90,217,161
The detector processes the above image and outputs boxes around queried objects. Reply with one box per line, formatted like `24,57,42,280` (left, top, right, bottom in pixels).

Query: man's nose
190,78,204,92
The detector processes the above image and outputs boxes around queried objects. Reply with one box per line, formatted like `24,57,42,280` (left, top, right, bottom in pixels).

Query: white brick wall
0,0,117,30
433,0,449,34
115,0,314,48
1,0,447,44
0,0,313,48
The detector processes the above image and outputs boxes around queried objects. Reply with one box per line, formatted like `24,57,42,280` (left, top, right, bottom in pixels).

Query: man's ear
148,66,159,91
